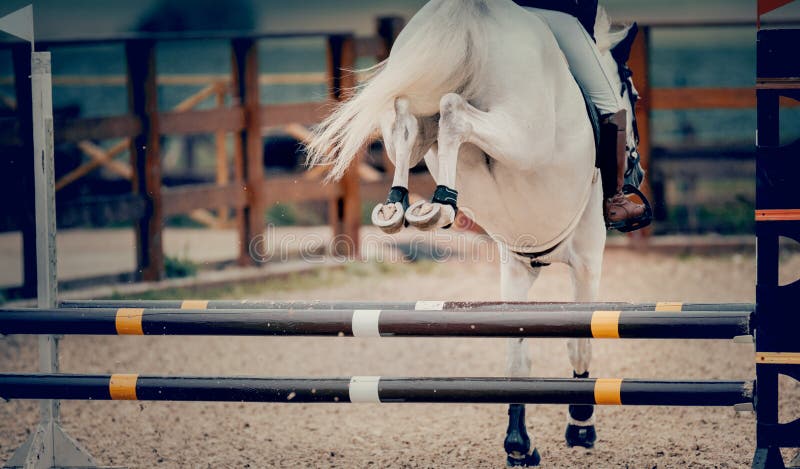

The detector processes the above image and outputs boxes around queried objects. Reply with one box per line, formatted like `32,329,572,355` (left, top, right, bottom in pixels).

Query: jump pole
0,374,754,408
60,299,754,312
0,308,754,340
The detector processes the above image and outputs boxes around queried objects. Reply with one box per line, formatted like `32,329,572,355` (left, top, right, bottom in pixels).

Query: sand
1,249,799,468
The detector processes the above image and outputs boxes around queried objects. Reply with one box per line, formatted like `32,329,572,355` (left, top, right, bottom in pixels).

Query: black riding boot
598,110,652,232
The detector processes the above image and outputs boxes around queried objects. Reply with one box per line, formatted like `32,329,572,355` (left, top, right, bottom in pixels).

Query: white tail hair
305,0,490,181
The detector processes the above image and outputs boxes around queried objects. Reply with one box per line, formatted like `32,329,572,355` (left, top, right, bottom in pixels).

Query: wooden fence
0,18,439,297
2,16,797,297
616,18,800,239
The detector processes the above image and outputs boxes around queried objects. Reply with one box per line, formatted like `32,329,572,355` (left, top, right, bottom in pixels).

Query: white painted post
0,5,97,467
32,49,58,423
4,51,97,469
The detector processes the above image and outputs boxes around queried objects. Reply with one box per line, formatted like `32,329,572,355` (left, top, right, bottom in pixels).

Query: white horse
307,0,635,465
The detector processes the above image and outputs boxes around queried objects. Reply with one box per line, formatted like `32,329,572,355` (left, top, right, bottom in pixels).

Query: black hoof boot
565,422,597,449
506,448,541,467
565,371,596,449
504,404,541,467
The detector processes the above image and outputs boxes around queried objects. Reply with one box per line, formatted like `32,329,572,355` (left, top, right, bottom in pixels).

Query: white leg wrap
568,415,596,426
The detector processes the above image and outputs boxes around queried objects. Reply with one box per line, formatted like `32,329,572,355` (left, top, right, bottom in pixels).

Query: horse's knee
395,96,412,114
392,98,419,150
439,92,463,115
438,93,472,136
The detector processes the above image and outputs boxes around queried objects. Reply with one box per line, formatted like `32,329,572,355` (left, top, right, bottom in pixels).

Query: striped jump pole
0,374,754,407
0,308,753,339
60,300,755,313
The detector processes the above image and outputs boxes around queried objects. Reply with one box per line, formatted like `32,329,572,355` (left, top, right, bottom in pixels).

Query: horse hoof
565,424,596,449
371,202,405,234
506,448,541,467
405,200,454,230
504,404,537,467
405,200,441,229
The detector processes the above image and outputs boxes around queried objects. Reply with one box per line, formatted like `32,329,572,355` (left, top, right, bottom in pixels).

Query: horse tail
305,0,489,181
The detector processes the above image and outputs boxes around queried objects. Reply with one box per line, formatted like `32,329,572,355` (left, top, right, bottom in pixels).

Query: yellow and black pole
0,374,754,407
60,299,755,312
0,307,753,340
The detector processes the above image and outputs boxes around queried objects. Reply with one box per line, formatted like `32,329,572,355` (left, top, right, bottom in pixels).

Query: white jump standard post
1,5,98,468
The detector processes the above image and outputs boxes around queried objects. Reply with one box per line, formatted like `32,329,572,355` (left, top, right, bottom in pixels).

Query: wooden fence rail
1,18,410,296
1,17,791,297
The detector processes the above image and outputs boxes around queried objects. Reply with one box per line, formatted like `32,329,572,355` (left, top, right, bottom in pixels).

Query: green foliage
666,200,754,235
164,255,198,279
165,215,207,228
362,201,379,225
265,203,325,227
657,177,755,234
266,203,298,226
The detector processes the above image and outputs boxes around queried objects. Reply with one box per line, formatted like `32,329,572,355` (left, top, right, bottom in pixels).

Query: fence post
5,50,99,469
628,25,653,241
125,39,164,281
12,44,37,297
326,34,361,257
376,16,406,61
375,16,406,173
215,84,230,227
232,38,264,266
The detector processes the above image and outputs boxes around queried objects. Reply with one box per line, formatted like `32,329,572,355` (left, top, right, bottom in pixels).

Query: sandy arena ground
1,249,799,468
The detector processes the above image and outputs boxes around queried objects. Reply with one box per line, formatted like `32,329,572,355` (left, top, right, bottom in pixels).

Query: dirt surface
2,249,799,468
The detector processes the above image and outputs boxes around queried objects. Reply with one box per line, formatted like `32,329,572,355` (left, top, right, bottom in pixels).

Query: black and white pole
60,299,755,313
0,5,98,468
0,374,754,408
0,307,754,340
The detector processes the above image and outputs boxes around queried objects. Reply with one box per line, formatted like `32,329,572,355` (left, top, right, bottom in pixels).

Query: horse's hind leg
499,246,542,467
372,97,422,234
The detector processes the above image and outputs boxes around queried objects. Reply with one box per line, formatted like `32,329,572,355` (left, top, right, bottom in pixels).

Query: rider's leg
525,8,647,230
599,110,646,227
528,8,624,116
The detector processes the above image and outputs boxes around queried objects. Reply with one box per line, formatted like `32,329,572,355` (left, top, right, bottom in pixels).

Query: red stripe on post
759,0,796,16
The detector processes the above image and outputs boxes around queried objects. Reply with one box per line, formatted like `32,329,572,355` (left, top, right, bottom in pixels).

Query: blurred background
3,4,800,468
0,0,799,299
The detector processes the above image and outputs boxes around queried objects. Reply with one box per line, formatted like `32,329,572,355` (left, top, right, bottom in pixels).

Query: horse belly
456,154,592,251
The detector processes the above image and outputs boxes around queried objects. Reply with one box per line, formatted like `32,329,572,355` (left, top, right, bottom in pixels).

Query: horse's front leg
565,203,605,449
406,92,556,231
498,246,542,467
371,98,420,233
405,94,468,230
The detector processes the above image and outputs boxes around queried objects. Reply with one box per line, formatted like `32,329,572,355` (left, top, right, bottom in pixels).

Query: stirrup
605,184,653,233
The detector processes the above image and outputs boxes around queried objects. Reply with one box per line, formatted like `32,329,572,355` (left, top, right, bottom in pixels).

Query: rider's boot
598,110,652,232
